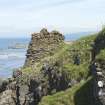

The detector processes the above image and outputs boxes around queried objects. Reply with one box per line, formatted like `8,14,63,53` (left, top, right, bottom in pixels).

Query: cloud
0,0,105,37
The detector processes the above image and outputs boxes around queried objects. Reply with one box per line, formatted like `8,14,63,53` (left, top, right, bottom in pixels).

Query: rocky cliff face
0,29,67,105
91,29,105,105
1,28,100,105
24,28,64,67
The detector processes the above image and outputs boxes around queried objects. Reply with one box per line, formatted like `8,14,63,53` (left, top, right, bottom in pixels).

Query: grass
22,42,70,74
72,34,97,50
96,49,105,61
39,77,95,105
21,32,99,105
22,33,96,75
37,34,97,105
20,28,105,105
63,63,90,80
21,42,70,83
38,34,98,105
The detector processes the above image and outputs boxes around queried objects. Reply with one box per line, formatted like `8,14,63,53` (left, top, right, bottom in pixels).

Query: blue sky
0,0,105,37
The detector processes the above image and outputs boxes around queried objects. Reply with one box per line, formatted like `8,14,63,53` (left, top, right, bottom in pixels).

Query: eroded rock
24,28,64,67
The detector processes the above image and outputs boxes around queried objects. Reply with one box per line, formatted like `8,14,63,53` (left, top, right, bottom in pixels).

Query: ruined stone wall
24,28,64,67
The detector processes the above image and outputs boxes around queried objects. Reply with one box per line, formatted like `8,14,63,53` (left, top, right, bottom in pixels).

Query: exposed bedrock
91,29,105,105
0,29,70,105
24,28,64,67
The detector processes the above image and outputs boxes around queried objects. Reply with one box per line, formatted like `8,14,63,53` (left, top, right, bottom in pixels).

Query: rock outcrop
0,63,72,105
0,29,66,105
0,28,100,105
24,28,64,67
91,29,105,105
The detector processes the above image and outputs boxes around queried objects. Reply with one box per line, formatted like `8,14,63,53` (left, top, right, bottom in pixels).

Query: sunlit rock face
24,28,64,67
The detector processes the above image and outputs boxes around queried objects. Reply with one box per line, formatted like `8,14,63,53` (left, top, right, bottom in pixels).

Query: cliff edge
24,28,64,67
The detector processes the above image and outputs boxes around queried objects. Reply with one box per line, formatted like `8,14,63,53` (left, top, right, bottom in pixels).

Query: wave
0,52,26,60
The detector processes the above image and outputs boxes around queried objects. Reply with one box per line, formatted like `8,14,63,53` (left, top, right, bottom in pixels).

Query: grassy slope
96,49,105,61
21,43,71,83
39,77,94,105
22,29,105,105
39,34,97,105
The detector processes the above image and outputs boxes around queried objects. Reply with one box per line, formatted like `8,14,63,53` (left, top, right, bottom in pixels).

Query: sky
0,0,105,38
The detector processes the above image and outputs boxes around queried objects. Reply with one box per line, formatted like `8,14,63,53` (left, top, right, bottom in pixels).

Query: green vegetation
94,28,105,56
96,49,105,61
39,77,95,105
73,34,97,50
63,63,89,80
37,34,97,105
23,30,105,105
93,28,105,62
22,33,96,78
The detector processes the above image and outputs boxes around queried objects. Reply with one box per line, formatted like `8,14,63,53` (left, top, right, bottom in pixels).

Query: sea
0,38,30,78
0,32,93,78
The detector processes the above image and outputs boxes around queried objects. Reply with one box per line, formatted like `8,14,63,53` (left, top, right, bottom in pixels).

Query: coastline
0,38,29,78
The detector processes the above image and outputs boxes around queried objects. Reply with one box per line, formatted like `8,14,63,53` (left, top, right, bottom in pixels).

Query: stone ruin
24,28,64,67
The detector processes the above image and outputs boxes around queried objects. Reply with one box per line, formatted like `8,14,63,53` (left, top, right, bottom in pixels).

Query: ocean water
0,38,30,78
65,32,94,41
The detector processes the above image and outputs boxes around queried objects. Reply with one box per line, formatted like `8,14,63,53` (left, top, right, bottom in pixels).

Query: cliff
1,28,105,105
24,28,64,67
21,29,96,105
